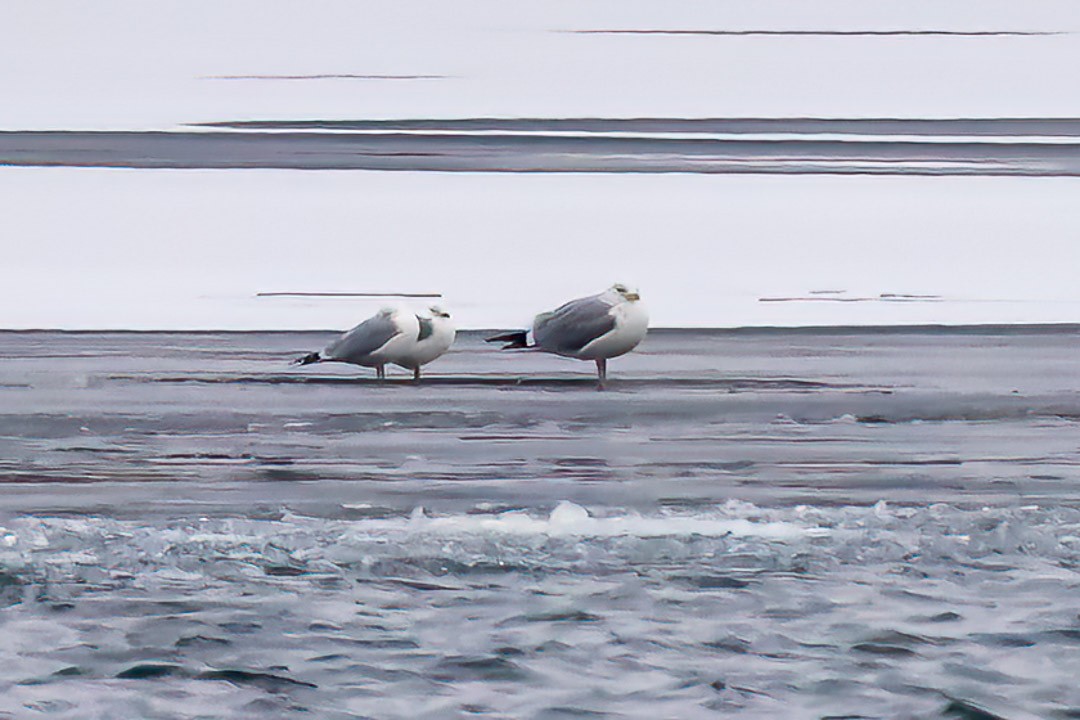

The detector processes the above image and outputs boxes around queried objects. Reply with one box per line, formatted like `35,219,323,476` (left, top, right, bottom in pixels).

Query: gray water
1,329,1079,719
204,117,1080,137
8,117,1080,175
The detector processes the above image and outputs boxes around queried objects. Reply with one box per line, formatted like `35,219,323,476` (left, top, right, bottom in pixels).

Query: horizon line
568,29,1065,37
255,292,443,299
3,323,1080,335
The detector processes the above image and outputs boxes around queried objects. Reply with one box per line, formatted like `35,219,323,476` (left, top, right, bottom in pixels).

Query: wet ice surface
7,127,1080,175
1,329,1079,719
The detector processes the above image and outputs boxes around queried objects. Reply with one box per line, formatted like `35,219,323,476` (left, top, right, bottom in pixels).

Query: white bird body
489,284,649,385
325,308,419,367
296,307,419,378
563,291,649,361
393,307,456,379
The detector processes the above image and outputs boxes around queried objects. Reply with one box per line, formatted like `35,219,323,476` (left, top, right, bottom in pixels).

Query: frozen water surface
1,330,1078,718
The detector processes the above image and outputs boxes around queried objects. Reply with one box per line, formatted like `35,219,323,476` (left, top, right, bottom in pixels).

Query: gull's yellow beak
625,292,640,302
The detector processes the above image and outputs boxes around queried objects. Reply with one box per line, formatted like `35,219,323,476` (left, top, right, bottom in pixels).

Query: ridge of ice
397,501,813,540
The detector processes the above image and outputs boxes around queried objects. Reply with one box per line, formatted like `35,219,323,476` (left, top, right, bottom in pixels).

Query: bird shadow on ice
113,374,864,392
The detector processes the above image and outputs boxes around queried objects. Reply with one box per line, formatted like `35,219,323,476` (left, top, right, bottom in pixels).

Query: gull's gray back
533,294,616,354
325,312,401,362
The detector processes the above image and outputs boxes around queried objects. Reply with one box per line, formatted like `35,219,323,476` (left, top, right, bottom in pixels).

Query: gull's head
429,305,451,319
611,283,641,302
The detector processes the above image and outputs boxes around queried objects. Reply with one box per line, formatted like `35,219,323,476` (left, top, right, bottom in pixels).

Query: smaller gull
294,307,419,379
487,284,649,386
393,305,457,381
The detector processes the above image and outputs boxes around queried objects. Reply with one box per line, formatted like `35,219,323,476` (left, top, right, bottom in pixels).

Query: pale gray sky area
3,0,1080,127
2,1,1080,328
6,0,1080,126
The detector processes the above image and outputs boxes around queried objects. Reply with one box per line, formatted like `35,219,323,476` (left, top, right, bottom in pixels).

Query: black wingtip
293,351,322,366
485,331,529,349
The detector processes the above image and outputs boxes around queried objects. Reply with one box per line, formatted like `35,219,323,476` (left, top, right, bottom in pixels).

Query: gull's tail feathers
293,351,323,366
485,330,530,350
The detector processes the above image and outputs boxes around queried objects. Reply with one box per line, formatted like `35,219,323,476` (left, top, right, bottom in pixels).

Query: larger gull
487,284,648,386
294,307,419,379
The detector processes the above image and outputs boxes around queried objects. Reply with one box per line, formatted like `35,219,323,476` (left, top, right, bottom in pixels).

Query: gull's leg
413,367,421,382
596,358,607,390
376,364,386,380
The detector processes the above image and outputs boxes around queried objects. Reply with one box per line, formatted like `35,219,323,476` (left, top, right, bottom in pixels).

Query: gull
487,284,648,386
294,307,419,379
393,305,456,380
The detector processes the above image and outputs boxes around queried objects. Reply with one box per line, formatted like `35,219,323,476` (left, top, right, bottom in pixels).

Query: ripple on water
430,655,531,682
0,500,1078,718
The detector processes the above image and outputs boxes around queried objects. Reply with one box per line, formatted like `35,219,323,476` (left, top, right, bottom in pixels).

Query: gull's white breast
578,300,649,360
405,319,456,368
